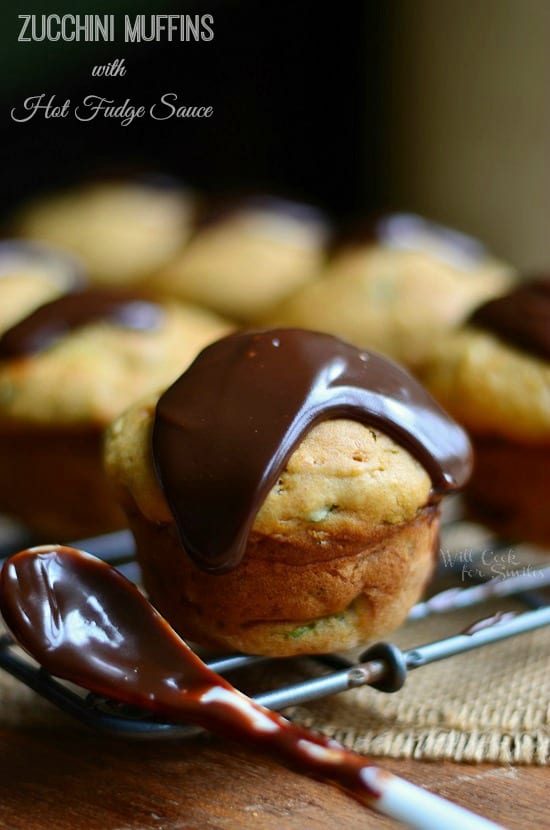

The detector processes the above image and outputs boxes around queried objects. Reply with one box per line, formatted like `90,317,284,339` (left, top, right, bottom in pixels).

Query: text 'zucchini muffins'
105,329,472,656
421,277,550,546
267,213,513,370
0,288,231,538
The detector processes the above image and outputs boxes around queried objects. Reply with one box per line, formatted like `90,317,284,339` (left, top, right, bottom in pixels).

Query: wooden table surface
0,720,547,829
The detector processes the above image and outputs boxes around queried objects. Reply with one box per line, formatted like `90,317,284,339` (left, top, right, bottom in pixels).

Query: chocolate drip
461,611,516,636
152,329,472,573
469,277,550,361
0,288,165,359
0,546,382,803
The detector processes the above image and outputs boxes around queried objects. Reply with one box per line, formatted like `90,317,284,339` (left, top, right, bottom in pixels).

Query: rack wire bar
70,529,136,559
409,566,550,619
0,511,548,742
0,634,175,738
183,563,550,686
253,606,550,710
0,605,548,739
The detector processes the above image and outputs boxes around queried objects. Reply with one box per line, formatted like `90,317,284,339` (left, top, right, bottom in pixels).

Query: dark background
0,1,389,222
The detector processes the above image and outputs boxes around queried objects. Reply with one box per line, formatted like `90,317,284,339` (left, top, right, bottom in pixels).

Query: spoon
0,545,503,830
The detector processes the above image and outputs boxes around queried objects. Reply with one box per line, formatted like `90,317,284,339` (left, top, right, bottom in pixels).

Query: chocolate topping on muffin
0,288,165,359
152,329,472,573
469,276,550,361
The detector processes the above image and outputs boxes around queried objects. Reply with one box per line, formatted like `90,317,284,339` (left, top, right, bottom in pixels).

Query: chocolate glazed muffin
0,288,231,538
421,277,550,546
105,329,472,656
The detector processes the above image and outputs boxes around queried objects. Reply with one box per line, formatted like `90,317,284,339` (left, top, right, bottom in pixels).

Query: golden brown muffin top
420,327,550,442
150,198,329,322
268,244,513,368
17,180,193,285
105,394,433,536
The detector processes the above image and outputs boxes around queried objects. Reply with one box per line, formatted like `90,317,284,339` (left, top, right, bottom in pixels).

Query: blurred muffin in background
0,288,231,539
148,195,329,322
15,178,194,286
0,240,83,335
268,213,514,371
420,277,550,547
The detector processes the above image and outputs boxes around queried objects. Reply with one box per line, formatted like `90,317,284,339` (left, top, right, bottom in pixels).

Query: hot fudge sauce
0,288,165,358
469,276,550,361
152,329,472,573
0,545,384,803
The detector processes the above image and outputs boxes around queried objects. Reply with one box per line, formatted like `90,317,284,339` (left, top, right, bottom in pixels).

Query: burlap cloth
0,519,548,765
285,595,549,766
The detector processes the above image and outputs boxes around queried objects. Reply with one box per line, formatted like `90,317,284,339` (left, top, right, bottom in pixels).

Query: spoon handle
177,686,503,829
356,769,505,830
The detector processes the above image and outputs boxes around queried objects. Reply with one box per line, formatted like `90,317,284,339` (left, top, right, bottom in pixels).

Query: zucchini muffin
105,329,472,656
0,288,231,538
16,178,194,286
0,240,83,335
268,213,513,370
149,196,329,322
421,277,550,546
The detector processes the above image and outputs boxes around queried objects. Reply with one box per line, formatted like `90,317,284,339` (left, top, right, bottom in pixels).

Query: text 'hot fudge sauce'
469,276,550,361
152,329,472,573
0,288,165,359
0,546,385,805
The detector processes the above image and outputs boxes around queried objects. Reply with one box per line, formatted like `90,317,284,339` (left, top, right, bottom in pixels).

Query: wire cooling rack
0,502,549,739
